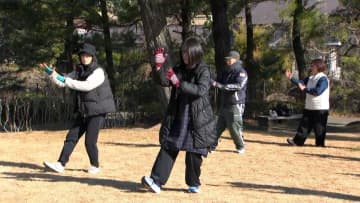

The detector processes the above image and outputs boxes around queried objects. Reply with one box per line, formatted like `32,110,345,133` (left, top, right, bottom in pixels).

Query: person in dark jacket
141,37,216,194
210,50,248,154
40,43,116,174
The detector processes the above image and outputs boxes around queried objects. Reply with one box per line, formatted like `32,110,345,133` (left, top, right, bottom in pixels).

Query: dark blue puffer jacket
216,61,248,107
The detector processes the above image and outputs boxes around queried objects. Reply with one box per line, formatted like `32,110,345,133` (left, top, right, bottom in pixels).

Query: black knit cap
78,43,96,56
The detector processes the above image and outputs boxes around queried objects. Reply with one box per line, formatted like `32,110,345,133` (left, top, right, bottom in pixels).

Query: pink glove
154,48,167,70
166,68,180,87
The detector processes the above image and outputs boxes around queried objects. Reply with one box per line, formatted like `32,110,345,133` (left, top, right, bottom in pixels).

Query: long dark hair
181,37,204,65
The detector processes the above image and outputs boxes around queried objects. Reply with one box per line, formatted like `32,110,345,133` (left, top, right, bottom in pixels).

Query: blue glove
56,75,66,83
44,65,53,75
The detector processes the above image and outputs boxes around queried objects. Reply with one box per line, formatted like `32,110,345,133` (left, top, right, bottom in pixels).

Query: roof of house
238,0,342,25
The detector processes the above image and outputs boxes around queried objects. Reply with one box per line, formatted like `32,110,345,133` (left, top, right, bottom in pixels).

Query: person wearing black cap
210,50,248,154
40,43,116,174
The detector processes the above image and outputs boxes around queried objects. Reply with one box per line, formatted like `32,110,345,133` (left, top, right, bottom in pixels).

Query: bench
257,114,302,131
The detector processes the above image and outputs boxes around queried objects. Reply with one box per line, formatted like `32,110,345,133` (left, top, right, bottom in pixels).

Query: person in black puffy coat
141,37,216,194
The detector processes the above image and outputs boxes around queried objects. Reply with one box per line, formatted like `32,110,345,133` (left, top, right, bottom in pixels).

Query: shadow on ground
2,171,143,193
295,152,360,162
102,142,160,148
229,181,360,202
245,118,360,133
0,160,143,193
0,161,44,170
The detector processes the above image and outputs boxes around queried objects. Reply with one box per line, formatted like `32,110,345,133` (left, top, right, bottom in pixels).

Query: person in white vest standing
40,43,116,174
285,58,330,147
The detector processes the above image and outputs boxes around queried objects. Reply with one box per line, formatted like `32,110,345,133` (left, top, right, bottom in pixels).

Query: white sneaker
287,137,296,146
269,110,278,118
236,148,245,154
141,176,161,194
188,185,200,193
43,161,64,173
88,165,100,174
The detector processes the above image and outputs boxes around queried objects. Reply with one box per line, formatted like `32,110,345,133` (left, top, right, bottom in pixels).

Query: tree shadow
245,139,288,147
326,134,360,142
0,161,44,170
63,168,86,172
0,161,92,173
102,142,160,148
295,152,360,162
0,160,146,193
327,125,360,133
305,145,355,150
282,132,360,142
229,181,360,201
244,139,355,150
210,149,239,153
338,173,360,177
250,127,360,142
2,172,143,193
162,187,188,193
216,135,355,149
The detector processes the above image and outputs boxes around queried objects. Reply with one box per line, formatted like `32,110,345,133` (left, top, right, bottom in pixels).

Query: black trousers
58,114,105,167
150,148,203,187
293,109,329,146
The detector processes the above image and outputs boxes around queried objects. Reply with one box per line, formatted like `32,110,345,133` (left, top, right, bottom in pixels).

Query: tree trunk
62,0,76,73
99,0,115,85
138,0,174,110
64,15,74,74
62,2,76,100
210,0,231,112
210,0,231,74
292,0,306,79
181,0,192,39
245,1,257,100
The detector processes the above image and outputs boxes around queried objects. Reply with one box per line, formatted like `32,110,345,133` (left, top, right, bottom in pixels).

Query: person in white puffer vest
40,43,116,174
285,58,330,147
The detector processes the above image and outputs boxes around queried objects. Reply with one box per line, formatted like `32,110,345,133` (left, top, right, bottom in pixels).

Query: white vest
305,72,330,110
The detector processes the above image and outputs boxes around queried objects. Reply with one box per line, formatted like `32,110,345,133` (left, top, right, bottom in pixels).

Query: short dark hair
181,37,203,65
311,58,326,72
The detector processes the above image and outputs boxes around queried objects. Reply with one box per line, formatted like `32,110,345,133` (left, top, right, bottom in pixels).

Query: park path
327,116,360,127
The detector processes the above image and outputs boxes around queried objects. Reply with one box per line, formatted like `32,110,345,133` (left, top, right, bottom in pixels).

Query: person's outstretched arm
213,69,247,91
285,69,309,87
64,68,105,92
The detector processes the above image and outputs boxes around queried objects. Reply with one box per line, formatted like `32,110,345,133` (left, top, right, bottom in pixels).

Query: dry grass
0,125,359,203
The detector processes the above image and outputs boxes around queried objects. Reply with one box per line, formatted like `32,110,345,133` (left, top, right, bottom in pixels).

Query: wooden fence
0,96,158,132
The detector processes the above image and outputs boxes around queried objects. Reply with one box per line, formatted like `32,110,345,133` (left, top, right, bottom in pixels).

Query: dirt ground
0,125,359,203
